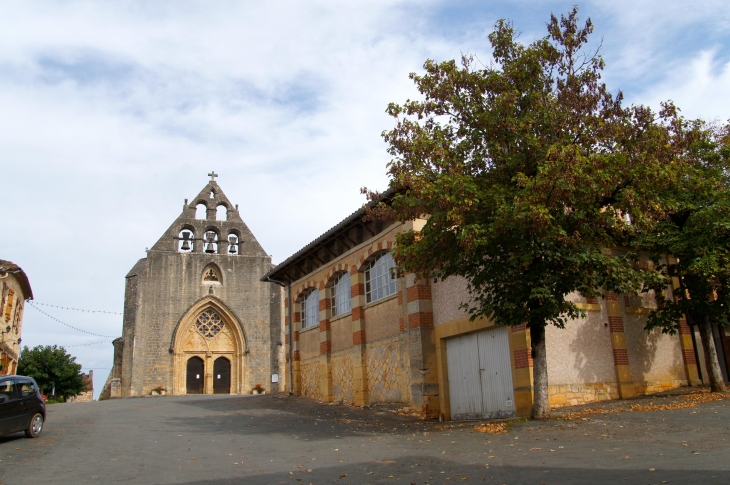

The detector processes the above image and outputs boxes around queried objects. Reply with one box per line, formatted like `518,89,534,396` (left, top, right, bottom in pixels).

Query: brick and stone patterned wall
285,220,437,417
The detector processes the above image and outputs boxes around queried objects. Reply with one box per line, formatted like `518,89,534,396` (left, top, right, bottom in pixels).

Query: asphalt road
0,393,728,484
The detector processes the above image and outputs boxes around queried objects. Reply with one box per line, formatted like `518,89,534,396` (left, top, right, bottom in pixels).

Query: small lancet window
202,265,221,285
178,230,194,252
204,231,218,253
210,190,215,199
203,268,219,282
227,234,239,254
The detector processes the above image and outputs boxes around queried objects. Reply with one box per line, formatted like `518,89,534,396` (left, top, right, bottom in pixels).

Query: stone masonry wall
120,181,282,396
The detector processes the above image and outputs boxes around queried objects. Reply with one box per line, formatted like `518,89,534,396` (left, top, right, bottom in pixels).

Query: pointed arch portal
172,297,246,395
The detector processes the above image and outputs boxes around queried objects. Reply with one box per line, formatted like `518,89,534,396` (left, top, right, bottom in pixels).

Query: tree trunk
699,317,726,392
529,323,551,419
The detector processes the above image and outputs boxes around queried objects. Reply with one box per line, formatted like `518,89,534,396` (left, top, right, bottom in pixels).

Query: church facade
103,175,285,397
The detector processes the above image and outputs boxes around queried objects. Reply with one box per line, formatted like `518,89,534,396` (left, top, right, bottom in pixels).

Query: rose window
195,309,224,338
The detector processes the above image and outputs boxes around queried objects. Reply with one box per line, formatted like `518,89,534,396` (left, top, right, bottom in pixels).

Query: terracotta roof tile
0,259,33,300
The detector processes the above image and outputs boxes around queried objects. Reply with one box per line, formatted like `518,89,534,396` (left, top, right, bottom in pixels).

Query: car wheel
25,413,43,438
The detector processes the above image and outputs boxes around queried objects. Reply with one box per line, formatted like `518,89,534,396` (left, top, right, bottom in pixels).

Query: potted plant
251,384,265,394
151,385,167,396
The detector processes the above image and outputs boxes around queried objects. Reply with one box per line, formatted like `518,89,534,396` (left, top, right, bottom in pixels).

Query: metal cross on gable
208,171,218,182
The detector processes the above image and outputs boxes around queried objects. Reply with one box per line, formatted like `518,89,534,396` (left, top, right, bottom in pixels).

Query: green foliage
17,345,86,400
641,122,730,333
374,7,672,331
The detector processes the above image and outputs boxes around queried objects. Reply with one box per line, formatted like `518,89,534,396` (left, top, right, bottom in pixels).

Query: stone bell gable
114,173,285,397
149,177,267,258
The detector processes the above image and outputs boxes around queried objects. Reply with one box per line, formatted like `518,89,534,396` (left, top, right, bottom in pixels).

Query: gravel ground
0,389,728,484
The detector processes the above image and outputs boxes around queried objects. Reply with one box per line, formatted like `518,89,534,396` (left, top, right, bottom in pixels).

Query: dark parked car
0,375,46,438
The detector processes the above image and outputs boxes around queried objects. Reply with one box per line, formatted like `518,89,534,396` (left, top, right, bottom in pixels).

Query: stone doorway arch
172,297,246,395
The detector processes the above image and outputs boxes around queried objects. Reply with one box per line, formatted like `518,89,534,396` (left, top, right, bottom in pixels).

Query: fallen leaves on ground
472,422,509,434
559,390,730,420
631,391,729,412
560,408,622,421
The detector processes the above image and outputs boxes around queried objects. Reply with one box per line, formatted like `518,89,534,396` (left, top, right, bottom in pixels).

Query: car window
0,379,17,402
19,380,37,398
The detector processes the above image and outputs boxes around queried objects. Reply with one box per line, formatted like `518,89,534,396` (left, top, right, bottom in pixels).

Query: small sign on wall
271,374,279,383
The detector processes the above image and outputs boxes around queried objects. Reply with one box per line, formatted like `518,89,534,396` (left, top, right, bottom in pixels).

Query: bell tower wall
118,178,284,397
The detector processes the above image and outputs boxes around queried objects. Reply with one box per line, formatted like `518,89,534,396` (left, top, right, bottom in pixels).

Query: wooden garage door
446,326,515,420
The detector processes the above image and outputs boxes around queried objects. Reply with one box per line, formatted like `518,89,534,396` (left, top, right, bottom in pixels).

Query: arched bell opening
171,298,247,395
186,356,205,394
213,357,231,394
203,228,220,254
195,203,208,220
178,227,195,253
227,230,241,255
215,204,228,221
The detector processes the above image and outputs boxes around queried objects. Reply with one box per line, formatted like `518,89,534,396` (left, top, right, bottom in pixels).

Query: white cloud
632,49,730,120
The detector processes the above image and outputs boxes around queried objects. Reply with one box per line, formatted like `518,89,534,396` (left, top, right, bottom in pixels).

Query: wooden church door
213,357,231,394
186,357,205,394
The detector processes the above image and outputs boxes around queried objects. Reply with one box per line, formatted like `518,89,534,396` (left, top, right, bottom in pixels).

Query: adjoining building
0,260,33,376
102,175,285,397
261,196,722,420
67,370,94,402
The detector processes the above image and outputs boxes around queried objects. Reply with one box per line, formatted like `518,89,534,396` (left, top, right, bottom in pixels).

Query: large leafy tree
17,345,86,400
369,8,677,418
641,121,730,392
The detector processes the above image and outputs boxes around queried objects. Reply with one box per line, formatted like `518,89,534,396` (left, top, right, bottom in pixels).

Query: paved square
1,394,728,484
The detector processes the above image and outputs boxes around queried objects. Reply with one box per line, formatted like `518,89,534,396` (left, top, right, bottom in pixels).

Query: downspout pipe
264,275,293,395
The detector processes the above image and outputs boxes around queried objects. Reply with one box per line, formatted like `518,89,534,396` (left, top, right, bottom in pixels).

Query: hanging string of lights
31,300,281,316
32,302,123,315
63,340,115,348
27,302,118,338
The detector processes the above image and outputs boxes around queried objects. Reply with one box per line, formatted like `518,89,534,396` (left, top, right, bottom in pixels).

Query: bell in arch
180,231,192,251
204,231,217,254
228,235,238,254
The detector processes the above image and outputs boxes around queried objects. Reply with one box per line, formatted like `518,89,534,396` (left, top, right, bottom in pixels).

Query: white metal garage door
446,326,515,420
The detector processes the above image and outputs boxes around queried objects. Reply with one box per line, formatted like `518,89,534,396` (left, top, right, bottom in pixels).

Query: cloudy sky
1,1,728,397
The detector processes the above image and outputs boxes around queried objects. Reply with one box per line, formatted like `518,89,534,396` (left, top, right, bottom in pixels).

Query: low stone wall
635,379,687,396
549,382,620,408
